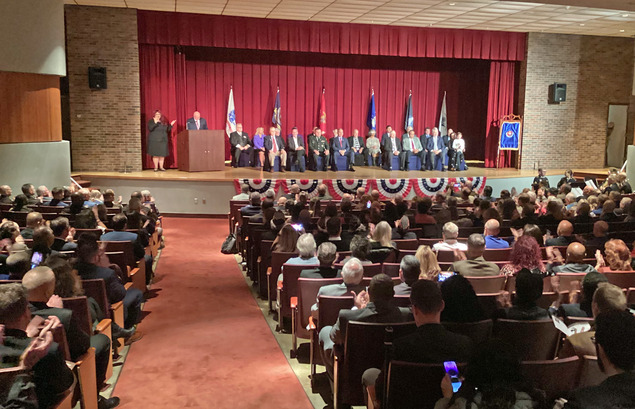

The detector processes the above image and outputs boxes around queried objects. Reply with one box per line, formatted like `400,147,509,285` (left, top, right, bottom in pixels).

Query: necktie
411,138,415,150
434,137,438,151
272,136,278,153
354,138,359,149
392,138,396,152
339,137,342,147
196,120,199,130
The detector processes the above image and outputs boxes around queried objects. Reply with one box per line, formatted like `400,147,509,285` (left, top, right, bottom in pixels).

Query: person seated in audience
557,169,576,188
564,192,577,210
285,233,318,266
249,199,274,225
240,192,262,217
232,184,250,201
559,310,635,408
10,194,32,213
341,235,372,265
598,199,617,222
21,183,40,205
559,283,627,359
415,196,436,225
394,255,421,295
36,186,52,204
538,198,565,226
414,245,441,280
596,238,633,272
369,221,399,263
0,283,75,409
558,271,609,319
483,218,510,249
263,210,285,241
46,187,68,207
545,220,576,247
62,186,73,201
391,216,417,240
519,223,544,246
49,217,77,252
585,220,609,254
440,274,485,323
573,201,594,224
75,233,144,337
20,212,44,240
0,184,13,204
370,189,381,203
616,196,631,216
283,184,300,201
451,234,501,277
31,226,56,261
5,249,31,280
480,185,494,202
275,196,287,213
320,273,411,384
102,189,121,209
140,189,160,217
76,188,95,208
311,257,365,314
311,184,332,203
61,192,85,216
300,242,339,279
548,242,598,274
592,194,608,215
433,222,468,252
271,224,299,253
496,268,549,320
500,235,545,276
324,216,350,252
435,339,546,409
616,172,632,194
74,205,107,230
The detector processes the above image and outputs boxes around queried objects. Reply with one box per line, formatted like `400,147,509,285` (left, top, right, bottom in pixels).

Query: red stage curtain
138,11,526,62
139,45,186,169
485,61,517,168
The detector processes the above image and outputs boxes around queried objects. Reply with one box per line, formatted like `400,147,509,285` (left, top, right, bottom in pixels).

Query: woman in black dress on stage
147,110,176,171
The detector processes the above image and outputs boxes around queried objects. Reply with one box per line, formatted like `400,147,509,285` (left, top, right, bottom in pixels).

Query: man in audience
433,222,468,252
559,271,609,319
21,183,40,205
483,219,510,249
36,186,52,204
545,220,577,247
561,310,635,408
232,184,250,200
286,233,319,266
240,192,262,217
480,185,494,202
0,283,75,409
48,187,69,207
559,283,627,359
496,268,549,320
311,257,365,312
549,242,597,274
249,199,274,225
20,212,44,240
311,184,333,203
320,273,410,383
284,184,300,201
75,234,144,340
49,217,77,251
102,189,121,209
451,233,501,276
344,235,372,265
585,221,609,253
391,216,417,240
394,255,420,295
0,184,13,204
325,216,350,252
301,242,339,279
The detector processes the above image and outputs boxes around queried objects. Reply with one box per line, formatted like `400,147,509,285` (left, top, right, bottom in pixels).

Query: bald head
484,219,500,236
26,212,43,229
566,242,586,263
557,220,573,237
22,267,55,302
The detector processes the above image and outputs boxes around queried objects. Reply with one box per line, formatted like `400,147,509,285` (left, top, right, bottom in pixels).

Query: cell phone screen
291,223,303,232
366,201,371,209
444,361,462,393
30,252,43,269
437,272,455,282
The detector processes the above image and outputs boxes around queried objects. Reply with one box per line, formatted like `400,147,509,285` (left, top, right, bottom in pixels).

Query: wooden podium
177,130,225,172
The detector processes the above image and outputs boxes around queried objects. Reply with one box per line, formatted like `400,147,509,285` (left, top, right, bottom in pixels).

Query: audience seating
601,271,635,289
442,319,493,345
482,248,512,261
392,239,419,250
381,263,400,277
393,295,410,307
466,275,507,294
361,276,401,287
577,355,608,388
257,240,274,298
521,356,581,403
310,296,354,379
277,263,319,328
476,292,503,318
494,319,560,361
82,279,125,349
266,251,298,310
554,273,586,293
333,321,416,407
627,287,635,305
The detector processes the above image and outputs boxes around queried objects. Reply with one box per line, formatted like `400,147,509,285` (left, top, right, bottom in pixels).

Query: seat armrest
277,279,283,290
290,296,298,310
95,319,112,336
124,282,133,290
308,316,316,331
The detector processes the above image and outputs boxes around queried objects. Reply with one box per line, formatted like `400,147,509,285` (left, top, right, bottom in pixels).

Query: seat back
280,263,319,318
494,319,560,360
335,251,352,263
317,295,354,330
257,240,274,297
578,355,608,388
62,296,93,336
627,287,635,305
385,361,460,409
393,295,410,307
341,321,417,406
362,276,401,287
466,275,507,294
393,239,419,250
556,273,587,292
397,249,416,261
482,248,512,261
601,271,635,289
382,263,400,277
105,251,128,282
297,278,343,331
477,292,503,319
82,279,111,319
442,319,493,345
418,238,443,247
521,356,581,403
268,251,297,300
100,241,136,269
435,250,455,262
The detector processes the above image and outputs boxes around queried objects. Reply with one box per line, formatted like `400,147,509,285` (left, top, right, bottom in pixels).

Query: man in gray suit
401,128,425,171
394,255,420,296
311,257,365,313
451,233,501,277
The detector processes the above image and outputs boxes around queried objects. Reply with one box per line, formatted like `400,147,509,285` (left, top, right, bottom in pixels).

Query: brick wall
520,32,634,170
65,5,141,172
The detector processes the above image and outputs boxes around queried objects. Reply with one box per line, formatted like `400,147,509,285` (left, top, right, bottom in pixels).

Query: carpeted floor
114,218,314,409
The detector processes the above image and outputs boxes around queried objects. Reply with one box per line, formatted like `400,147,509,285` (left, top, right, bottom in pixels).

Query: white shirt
432,241,468,252
453,139,465,151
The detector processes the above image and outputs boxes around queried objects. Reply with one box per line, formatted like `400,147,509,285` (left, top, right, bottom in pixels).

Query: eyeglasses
590,336,596,345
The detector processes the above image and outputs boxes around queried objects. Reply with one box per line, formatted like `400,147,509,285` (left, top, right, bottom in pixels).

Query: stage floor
75,165,609,183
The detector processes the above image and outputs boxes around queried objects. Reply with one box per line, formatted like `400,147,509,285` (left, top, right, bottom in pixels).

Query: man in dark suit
229,123,252,168
426,127,446,171
420,127,432,170
239,192,262,217
348,128,365,166
320,273,411,381
185,111,208,130
50,217,77,252
380,125,393,148
21,183,40,205
265,126,287,173
331,128,355,171
308,128,329,171
562,310,635,408
301,242,340,279
324,216,350,252
382,130,402,171
286,127,306,172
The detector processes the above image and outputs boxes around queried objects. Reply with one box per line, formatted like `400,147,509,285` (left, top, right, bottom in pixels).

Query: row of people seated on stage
228,123,468,172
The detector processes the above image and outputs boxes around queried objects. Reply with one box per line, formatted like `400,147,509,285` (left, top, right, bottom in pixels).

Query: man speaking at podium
186,111,208,130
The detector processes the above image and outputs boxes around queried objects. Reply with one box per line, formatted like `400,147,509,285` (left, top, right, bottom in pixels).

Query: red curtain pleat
484,61,517,168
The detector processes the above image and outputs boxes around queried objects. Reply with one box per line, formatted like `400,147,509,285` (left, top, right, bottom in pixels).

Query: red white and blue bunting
234,177,486,200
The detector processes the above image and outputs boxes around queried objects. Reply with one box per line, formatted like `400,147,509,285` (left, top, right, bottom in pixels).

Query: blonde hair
372,221,393,247
415,245,441,280
604,239,633,271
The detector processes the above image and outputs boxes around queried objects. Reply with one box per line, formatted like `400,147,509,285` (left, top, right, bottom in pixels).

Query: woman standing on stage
366,130,381,166
147,110,176,172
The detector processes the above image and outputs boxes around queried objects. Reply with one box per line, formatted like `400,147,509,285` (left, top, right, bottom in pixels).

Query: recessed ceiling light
565,5,570,10
579,23,585,26
449,2,456,5
622,14,629,17
620,29,626,32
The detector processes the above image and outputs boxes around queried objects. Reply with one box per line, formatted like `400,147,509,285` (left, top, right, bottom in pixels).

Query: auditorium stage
74,166,609,216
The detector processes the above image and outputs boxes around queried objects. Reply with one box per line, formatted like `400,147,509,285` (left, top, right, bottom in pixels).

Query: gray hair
467,233,485,249
317,242,337,265
265,189,275,199
296,233,316,258
141,189,151,198
399,255,421,284
342,257,364,285
442,222,459,239
0,283,28,324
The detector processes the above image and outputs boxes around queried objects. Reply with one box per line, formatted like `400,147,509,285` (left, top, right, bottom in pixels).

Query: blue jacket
332,136,350,152
76,261,126,305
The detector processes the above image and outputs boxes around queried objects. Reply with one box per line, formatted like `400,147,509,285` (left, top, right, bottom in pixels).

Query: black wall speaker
88,67,107,90
549,83,566,103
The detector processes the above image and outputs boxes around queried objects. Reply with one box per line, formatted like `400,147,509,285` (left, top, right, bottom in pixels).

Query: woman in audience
573,201,594,224
298,209,312,232
599,199,618,222
522,224,544,247
414,245,441,280
496,268,549,320
435,339,545,409
499,198,519,221
62,192,85,216
440,275,485,323
272,224,299,253
31,226,56,261
596,239,633,272
500,235,545,276
446,196,459,221
317,203,338,233
538,199,565,225
369,221,399,263
9,194,31,213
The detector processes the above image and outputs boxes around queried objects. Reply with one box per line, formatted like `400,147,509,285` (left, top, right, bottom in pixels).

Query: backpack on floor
221,233,238,254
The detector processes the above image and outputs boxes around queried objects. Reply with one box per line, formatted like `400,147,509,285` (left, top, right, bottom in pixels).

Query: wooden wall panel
0,71,62,143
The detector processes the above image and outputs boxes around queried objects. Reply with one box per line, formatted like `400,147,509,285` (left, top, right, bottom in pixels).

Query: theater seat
521,356,581,403
494,319,560,361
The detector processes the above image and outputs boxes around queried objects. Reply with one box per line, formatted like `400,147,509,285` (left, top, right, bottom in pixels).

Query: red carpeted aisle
114,218,314,409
